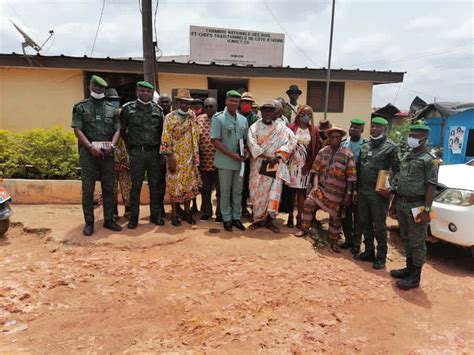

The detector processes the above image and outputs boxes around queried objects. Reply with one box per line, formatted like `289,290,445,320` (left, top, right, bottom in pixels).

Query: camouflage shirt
120,101,163,147
395,150,438,198
357,137,400,195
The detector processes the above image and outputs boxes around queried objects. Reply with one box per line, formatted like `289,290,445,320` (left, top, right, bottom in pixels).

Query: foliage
387,122,411,160
0,126,79,179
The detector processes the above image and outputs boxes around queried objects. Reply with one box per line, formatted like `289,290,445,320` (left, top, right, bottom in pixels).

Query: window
465,129,474,157
306,81,345,112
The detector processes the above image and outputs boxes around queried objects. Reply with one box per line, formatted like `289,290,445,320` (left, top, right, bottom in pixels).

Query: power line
386,83,454,102
353,43,473,67
153,0,162,59
90,0,106,57
263,0,319,67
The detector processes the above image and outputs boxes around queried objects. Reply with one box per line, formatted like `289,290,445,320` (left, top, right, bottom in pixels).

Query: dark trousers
358,193,389,260
200,169,221,217
129,148,162,219
157,158,166,213
79,147,116,224
342,202,362,246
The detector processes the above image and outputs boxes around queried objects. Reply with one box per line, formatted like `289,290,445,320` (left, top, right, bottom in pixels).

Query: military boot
396,267,421,290
83,223,94,236
390,258,413,279
354,250,376,262
103,220,123,232
127,216,139,229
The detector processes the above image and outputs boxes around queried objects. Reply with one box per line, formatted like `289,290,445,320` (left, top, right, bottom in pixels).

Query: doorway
208,78,249,111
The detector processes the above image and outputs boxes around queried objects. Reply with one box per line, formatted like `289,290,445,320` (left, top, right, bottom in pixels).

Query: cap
226,90,241,98
137,81,154,89
350,118,366,125
410,124,431,131
371,117,388,126
91,75,108,88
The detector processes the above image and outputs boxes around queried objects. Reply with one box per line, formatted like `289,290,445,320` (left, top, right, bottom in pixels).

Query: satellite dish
10,19,54,55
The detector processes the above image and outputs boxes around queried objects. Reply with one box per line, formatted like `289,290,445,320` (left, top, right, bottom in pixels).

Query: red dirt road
1,205,473,353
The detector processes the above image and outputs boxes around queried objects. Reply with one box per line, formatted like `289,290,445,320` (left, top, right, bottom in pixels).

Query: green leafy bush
0,126,79,179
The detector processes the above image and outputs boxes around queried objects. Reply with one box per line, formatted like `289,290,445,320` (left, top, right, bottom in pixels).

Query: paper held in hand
239,138,245,178
411,206,436,223
375,170,392,191
91,141,112,150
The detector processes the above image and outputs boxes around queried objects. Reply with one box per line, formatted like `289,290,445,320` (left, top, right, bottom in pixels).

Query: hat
192,98,203,105
260,99,276,109
252,102,259,108
410,124,431,131
286,84,302,95
105,88,120,99
240,92,254,102
90,75,108,88
137,81,154,89
175,88,194,102
319,119,333,131
326,126,347,137
350,118,366,125
371,117,388,126
226,90,241,99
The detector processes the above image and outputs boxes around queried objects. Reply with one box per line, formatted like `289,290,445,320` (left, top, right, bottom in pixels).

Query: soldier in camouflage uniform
354,117,400,269
71,75,123,236
389,123,438,290
120,81,164,229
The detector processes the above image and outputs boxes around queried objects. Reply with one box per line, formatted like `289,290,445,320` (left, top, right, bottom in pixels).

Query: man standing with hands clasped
71,75,122,236
211,90,249,232
389,123,438,290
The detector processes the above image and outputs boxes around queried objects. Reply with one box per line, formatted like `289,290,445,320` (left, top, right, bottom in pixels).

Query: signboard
189,25,284,66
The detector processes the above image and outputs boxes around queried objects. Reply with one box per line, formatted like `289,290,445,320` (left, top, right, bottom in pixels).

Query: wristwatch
424,206,431,212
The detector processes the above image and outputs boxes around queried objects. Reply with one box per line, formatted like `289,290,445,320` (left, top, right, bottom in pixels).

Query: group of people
72,75,438,290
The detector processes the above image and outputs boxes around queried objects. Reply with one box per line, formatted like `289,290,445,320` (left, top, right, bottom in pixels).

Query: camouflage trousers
79,147,116,224
129,147,162,219
358,193,389,259
396,199,428,267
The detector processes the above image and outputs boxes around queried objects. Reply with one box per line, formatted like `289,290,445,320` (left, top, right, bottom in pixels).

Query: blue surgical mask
300,115,311,123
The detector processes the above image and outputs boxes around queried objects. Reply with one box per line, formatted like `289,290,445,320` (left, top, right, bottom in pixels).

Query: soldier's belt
129,145,159,151
398,195,425,203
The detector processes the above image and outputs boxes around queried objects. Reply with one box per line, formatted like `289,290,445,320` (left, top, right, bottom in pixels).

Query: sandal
294,230,307,238
330,241,341,253
171,218,181,227
249,221,263,230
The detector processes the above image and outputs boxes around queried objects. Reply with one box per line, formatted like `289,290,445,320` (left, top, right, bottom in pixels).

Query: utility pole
141,0,157,89
323,0,336,121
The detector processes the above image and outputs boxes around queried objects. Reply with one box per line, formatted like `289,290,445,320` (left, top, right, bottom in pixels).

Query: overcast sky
1,0,473,109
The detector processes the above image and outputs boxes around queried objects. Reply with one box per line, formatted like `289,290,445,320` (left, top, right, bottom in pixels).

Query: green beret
371,117,388,126
350,118,366,125
91,75,108,88
226,90,241,98
410,124,431,131
137,81,154,89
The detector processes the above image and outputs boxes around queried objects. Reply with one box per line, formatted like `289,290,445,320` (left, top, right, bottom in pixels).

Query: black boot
127,216,139,229
150,215,165,226
340,241,352,249
390,258,413,279
103,220,123,232
83,223,94,236
350,245,360,255
396,267,421,290
373,257,386,270
354,250,376,262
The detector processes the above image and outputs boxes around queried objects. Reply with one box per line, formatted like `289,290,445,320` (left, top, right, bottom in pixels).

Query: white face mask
90,90,105,100
407,137,423,148
137,98,151,105
370,133,384,141
178,109,188,115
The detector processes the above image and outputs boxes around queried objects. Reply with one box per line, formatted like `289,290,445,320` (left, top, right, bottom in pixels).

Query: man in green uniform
211,90,249,232
239,92,259,218
341,118,367,255
389,123,438,290
354,117,400,269
71,75,122,236
120,81,164,229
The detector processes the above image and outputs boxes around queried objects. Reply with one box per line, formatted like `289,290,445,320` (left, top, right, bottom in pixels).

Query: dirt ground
0,205,473,354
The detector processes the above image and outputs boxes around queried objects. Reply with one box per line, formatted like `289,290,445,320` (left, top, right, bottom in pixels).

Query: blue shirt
211,107,248,170
342,137,366,163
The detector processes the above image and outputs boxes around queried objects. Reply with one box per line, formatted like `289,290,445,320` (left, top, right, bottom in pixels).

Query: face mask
137,98,151,105
192,108,203,115
109,100,120,108
241,103,252,114
90,90,105,100
407,137,424,148
178,109,188,115
300,115,311,123
370,133,384,141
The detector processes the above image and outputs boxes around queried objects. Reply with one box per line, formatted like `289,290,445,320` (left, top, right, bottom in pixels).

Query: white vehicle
430,160,474,254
